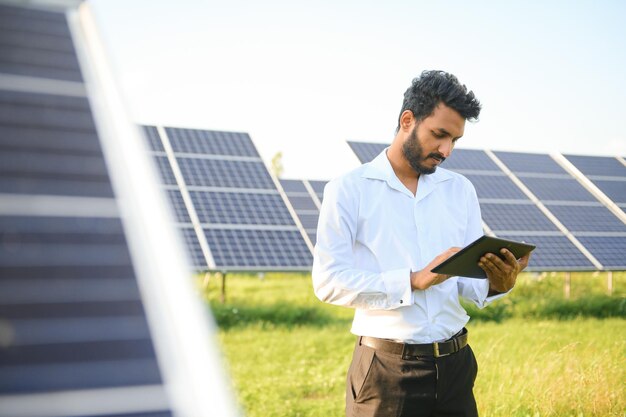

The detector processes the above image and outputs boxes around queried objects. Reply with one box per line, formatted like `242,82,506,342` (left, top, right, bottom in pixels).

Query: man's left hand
479,248,530,295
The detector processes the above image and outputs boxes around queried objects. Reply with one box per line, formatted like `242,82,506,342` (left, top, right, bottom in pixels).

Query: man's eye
432,131,445,138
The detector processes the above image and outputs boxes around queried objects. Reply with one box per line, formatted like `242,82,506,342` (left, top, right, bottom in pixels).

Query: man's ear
399,110,415,132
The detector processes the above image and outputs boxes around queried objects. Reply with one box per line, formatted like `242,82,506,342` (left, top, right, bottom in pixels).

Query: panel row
346,141,626,270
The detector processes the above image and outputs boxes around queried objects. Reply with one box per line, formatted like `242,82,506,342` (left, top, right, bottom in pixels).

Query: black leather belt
359,328,468,359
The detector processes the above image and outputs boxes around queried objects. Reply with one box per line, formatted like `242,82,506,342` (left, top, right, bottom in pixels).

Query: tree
271,151,284,178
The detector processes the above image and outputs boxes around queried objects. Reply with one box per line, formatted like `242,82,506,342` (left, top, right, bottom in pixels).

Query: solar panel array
280,179,325,245
142,126,314,271
563,154,626,212
347,141,626,271
0,3,236,416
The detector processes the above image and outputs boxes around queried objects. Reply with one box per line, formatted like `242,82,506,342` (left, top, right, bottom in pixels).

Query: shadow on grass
209,301,351,329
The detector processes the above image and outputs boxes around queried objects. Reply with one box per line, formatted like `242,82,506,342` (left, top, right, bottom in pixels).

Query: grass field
202,272,625,417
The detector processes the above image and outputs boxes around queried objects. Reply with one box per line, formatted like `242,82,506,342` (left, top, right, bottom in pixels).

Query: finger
484,253,510,274
518,252,531,270
500,248,518,265
478,255,498,276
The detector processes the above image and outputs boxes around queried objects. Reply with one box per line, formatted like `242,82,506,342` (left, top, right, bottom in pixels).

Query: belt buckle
433,342,450,358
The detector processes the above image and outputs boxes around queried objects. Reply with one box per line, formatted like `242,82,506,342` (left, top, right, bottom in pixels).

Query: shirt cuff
382,268,413,309
477,279,511,308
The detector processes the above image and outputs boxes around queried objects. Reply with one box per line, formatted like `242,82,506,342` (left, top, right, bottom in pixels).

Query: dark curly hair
396,70,482,132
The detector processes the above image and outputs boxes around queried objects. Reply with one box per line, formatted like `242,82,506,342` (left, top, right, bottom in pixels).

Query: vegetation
202,272,625,417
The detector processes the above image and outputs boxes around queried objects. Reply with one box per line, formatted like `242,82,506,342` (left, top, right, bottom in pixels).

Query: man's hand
410,247,461,290
479,248,531,295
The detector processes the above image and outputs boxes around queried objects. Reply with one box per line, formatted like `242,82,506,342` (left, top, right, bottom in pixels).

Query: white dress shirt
312,149,506,343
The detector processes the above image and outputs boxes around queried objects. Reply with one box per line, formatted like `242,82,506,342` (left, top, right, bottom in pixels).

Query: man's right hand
410,247,461,290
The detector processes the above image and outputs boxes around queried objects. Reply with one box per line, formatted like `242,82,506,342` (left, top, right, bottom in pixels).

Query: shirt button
400,300,403,304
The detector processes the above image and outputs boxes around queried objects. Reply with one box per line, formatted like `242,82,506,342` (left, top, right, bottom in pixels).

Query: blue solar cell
0,126,102,154
463,174,529,200
204,229,312,268
153,156,177,185
588,179,626,205
347,141,387,163
0,90,96,130
180,227,206,268
575,236,626,269
190,191,295,226
143,125,164,152
564,154,626,177
307,231,317,246
297,213,320,230
280,179,307,193
308,180,328,195
285,195,318,211
166,190,191,223
481,203,558,232
546,204,626,233
0,4,83,81
0,216,165,393
177,157,275,189
441,149,500,172
166,127,259,157
496,234,594,270
494,151,567,174
517,177,597,202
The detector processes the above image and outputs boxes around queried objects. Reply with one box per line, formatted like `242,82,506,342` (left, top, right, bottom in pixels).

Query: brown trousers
346,338,479,417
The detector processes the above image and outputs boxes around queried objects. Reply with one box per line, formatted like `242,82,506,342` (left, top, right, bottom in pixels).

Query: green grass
202,272,626,417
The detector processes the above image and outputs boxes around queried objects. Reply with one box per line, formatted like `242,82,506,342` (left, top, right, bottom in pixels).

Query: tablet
430,235,535,278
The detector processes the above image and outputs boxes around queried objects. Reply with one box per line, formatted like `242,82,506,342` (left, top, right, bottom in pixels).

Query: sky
88,0,626,180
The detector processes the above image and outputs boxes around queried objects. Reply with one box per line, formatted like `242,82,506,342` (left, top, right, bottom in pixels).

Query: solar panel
480,202,559,232
204,228,312,268
591,179,626,206
493,151,568,175
177,157,275,189
575,236,626,269
0,4,82,81
280,179,322,248
564,154,626,177
347,141,387,163
516,177,599,202
0,3,236,416
166,127,259,157
308,180,328,195
463,173,529,200
494,150,626,270
143,127,313,270
190,191,295,225
497,234,596,270
440,149,500,172
563,154,626,211
546,204,626,233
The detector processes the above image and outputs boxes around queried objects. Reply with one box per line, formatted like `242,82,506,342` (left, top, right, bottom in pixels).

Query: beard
401,127,446,175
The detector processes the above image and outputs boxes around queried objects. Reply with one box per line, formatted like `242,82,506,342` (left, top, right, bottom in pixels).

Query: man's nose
438,139,454,158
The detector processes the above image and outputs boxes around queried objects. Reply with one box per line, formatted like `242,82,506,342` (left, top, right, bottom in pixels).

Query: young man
312,70,530,417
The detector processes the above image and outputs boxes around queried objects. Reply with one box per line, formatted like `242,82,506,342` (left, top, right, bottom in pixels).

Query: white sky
89,0,626,180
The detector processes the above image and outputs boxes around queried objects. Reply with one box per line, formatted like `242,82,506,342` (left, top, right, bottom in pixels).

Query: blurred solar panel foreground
0,2,237,416
142,126,314,271
346,141,626,271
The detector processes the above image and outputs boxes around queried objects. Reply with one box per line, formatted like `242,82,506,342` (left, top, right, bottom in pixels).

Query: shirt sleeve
456,180,512,308
312,178,413,310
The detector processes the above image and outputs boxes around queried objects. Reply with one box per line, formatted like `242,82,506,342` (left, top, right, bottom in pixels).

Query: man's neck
386,146,419,195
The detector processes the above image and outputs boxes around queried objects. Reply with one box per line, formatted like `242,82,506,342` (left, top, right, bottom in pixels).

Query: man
312,70,530,417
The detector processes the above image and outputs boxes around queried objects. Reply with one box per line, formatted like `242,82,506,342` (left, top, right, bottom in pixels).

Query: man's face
401,103,465,175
